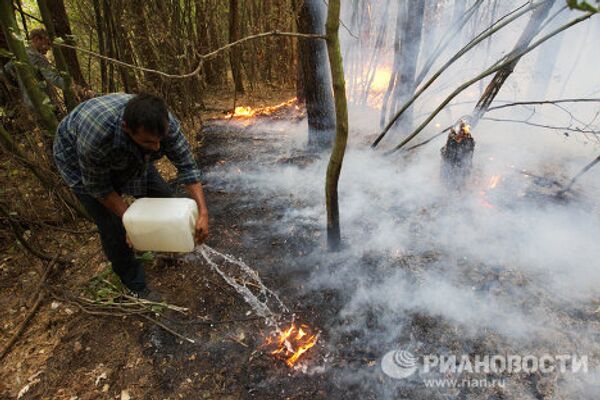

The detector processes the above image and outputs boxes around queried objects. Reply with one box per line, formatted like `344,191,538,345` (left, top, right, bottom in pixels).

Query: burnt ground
2,113,600,400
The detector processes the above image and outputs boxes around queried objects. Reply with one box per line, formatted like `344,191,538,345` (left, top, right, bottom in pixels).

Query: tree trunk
297,0,336,149
111,0,138,92
126,0,162,91
0,1,58,135
380,2,404,129
528,3,568,98
196,0,218,85
228,0,244,94
473,0,556,125
37,0,78,111
91,0,107,92
46,0,88,87
0,23,8,66
324,0,348,251
102,0,116,92
389,0,425,132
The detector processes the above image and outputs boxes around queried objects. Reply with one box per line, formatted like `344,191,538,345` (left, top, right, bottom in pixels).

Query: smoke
205,1,600,397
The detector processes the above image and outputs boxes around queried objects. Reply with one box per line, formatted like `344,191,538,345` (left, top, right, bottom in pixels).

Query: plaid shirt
53,93,202,198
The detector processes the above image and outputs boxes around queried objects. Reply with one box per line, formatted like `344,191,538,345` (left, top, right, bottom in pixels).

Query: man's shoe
130,287,163,303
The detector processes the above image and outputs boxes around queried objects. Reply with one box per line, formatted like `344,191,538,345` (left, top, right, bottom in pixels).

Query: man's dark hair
30,28,49,40
123,93,169,138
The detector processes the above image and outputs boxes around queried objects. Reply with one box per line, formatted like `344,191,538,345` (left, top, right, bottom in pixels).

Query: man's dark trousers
75,165,173,291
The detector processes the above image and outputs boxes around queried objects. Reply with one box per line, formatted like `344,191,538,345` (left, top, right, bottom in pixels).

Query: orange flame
264,323,319,368
488,175,501,189
225,97,298,119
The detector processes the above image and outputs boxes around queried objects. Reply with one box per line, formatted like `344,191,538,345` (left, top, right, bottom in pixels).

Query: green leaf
0,48,12,58
566,0,600,12
136,252,154,263
150,305,164,313
96,287,113,299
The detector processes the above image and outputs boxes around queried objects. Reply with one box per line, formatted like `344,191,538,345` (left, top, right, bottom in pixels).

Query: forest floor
2,90,600,400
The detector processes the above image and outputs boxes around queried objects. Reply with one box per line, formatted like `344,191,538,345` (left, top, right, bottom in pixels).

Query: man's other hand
195,213,209,244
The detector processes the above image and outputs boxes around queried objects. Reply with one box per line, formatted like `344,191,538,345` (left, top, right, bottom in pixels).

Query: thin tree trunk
473,0,556,125
389,0,425,132
127,0,162,90
111,0,138,92
102,0,116,92
91,0,107,92
228,0,244,93
324,0,348,251
46,0,88,87
14,0,29,39
37,0,78,111
380,2,403,129
528,4,568,98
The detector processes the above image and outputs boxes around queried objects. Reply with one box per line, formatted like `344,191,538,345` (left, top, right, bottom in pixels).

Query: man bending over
53,93,209,300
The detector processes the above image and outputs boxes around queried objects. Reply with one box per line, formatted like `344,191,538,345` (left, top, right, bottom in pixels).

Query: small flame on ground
478,191,496,209
488,175,501,189
264,323,319,368
478,174,502,209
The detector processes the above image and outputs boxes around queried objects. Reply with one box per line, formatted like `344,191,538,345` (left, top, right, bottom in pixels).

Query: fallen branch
55,30,325,80
0,255,58,361
558,154,600,194
53,288,195,344
140,314,195,344
0,202,68,263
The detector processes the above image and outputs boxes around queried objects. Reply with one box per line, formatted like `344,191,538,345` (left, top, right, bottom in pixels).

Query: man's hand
185,182,209,244
195,212,209,244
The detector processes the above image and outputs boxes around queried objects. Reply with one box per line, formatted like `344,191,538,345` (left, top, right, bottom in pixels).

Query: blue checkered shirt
53,93,202,198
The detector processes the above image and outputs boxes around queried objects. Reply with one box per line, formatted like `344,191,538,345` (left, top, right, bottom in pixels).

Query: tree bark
228,0,244,94
473,0,556,125
0,1,58,135
324,0,348,251
37,0,78,111
111,0,138,92
91,0,107,92
528,3,568,98
126,0,162,91
388,0,425,132
46,0,88,87
297,0,335,149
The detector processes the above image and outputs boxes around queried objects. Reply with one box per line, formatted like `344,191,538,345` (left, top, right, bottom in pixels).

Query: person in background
3,28,91,108
53,92,209,300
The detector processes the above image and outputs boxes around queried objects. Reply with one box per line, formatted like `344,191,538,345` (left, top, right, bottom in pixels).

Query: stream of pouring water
183,244,290,327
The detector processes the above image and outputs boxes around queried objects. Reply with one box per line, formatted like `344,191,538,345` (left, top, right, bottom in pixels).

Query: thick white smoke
207,1,600,397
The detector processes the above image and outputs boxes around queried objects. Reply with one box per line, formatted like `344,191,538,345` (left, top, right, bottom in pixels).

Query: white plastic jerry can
122,198,198,253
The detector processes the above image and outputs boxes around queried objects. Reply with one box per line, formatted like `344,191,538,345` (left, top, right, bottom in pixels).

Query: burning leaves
264,323,320,368
223,98,304,125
